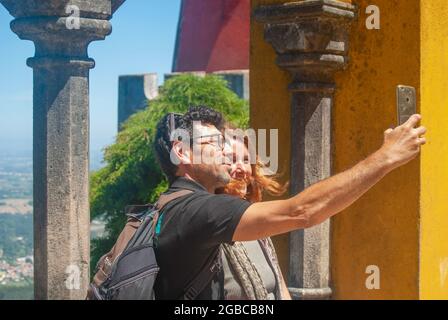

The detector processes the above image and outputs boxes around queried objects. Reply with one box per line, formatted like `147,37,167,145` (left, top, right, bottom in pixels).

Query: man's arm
233,114,426,242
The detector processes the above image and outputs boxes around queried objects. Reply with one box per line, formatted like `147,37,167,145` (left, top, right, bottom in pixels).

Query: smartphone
396,85,416,125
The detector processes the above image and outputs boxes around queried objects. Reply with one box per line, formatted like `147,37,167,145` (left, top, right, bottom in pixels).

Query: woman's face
229,138,252,182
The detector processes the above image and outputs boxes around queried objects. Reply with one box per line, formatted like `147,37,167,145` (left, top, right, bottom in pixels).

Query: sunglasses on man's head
168,113,183,135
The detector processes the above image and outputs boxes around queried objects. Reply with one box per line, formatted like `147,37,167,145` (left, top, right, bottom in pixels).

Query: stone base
288,287,332,300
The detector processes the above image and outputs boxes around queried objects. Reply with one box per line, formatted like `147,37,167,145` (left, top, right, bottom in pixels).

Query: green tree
90,74,249,273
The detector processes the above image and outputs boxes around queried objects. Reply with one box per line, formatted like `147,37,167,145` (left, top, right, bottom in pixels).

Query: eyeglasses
194,133,225,150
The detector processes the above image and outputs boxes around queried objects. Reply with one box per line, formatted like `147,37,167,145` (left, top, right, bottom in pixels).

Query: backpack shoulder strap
181,247,223,300
153,189,194,235
157,189,223,300
156,189,194,211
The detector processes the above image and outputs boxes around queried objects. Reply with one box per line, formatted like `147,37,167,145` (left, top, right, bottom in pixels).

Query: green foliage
0,214,33,262
0,283,33,300
90,74,249,274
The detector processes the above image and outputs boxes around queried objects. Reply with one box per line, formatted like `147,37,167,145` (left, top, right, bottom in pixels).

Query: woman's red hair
220,158,288,203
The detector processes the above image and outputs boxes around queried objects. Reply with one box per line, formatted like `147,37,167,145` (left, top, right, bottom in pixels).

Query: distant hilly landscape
0,148,105,299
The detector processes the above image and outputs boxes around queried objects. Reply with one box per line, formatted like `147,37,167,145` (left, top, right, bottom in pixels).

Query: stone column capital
1,0,114,70
254,0,356,83
0,0,114,18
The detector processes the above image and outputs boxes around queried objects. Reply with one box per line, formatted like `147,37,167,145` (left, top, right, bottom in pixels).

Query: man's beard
194,164,231,190
216,168,231,187
222,178,250,200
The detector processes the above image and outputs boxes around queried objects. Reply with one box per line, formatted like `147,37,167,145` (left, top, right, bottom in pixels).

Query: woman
217,132,291,300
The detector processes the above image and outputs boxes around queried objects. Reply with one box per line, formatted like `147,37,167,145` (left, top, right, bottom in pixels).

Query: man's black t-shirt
154,177,252,300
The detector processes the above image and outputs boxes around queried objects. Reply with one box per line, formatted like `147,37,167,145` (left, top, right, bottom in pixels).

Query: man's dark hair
154,106,226,183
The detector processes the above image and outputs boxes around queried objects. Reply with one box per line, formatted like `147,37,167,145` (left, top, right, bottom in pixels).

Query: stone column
0,0,124,299
118,74,159,130
255,0,355,299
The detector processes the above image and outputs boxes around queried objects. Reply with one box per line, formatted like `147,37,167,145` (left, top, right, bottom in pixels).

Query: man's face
189,122,232,188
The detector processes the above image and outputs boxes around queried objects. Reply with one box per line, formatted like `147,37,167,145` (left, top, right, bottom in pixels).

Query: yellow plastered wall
251,0,439,299
420,0,448,300
331,0,420,299
251,0,448,299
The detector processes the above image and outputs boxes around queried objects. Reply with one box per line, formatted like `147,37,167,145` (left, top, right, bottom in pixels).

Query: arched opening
0,0,181,299
0,0,252,300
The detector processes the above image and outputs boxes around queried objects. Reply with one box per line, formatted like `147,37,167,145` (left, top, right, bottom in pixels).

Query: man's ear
171,140,192,165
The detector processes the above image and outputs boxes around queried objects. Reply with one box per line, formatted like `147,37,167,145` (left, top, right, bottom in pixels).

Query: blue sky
0,0,181,159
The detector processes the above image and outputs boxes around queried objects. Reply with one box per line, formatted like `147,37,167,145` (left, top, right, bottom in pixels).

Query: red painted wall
172,0,250,73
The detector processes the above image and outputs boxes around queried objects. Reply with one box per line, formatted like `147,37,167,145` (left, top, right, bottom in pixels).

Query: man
153,106,426,299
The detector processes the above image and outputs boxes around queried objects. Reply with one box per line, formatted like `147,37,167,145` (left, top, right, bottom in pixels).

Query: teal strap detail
155,213,164,235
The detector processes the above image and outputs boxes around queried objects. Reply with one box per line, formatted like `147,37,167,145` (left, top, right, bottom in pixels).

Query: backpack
86,189,222,300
